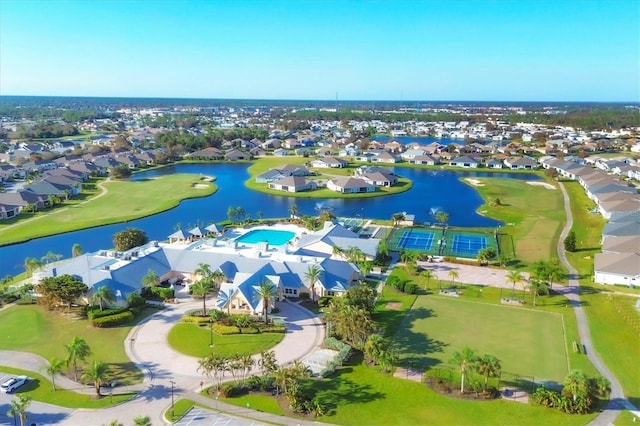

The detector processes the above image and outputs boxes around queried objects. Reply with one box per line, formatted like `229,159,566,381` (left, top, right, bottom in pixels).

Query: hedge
92,311,135,327
213,324,241,335
181,316,212,325
88,307,128,320
259,325,286,334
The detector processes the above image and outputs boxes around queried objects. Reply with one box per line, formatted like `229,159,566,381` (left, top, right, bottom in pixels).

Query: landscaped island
245,156,413,198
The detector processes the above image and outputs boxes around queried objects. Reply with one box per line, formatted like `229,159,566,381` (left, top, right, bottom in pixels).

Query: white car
0,375,28,393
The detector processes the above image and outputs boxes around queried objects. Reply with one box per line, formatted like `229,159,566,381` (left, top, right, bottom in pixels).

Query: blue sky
1,0,638,101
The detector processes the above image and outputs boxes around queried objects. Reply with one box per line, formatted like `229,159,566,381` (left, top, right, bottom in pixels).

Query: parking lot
173,407,264,426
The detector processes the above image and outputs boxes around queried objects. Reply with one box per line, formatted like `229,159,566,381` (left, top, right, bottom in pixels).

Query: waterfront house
450,156,480,168
503,157,539,170
224,149,252,161
188,147,223,160
310,156,348,168
409,154,439,165
268,176,315,192
327,177,375,194
361,171,398,187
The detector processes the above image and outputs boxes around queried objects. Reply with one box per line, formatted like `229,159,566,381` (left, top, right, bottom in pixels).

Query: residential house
268,176,315,192
310,157,348,168
503,157,539,170
327,177,375,194
449,156,480,168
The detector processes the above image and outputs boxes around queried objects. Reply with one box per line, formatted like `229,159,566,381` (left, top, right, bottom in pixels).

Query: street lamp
170,380,176,419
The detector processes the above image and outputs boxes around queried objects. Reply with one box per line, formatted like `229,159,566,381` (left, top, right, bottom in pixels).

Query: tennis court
442,231,498,257
395,228,437,251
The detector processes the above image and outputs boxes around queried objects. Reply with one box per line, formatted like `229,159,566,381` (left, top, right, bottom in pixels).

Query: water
0,163,539,277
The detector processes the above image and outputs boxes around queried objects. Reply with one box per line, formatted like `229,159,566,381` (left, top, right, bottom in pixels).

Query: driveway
0,294,325,426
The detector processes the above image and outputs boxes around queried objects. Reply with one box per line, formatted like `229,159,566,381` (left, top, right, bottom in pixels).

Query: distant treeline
11,122,79,139
286,107,640,130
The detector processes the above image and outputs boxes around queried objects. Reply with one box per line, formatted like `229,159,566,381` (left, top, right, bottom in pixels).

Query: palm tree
191,279,213,316
81,360,109,396
210,270,225,292
43,357,66,391
72,243,83,258
435,211,449,227
332,245,345,259
474,354,501,392
506,270,523,298
546,258,562,289
421,269,434,290
364,334,387,365
141,269,159,288
227,206,237,223
392,212,405,227
563,370,589,402
258,350,278,377
527,278,549,306
194,262,213,282
65,336,92,381
92,285,116,311
305,264,322,302
254,280,278,323
448,269,459,287
452,346,477,393
7,394,31,426
23,257,43,276
289,203,299,219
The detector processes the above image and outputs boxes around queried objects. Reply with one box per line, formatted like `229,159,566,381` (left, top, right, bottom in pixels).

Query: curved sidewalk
556,182,636,426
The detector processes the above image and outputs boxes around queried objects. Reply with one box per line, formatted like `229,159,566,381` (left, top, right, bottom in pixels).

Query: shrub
181,316,212,325
126,293,145,308
141,286,174,301
259,325,286,334
88,306,128,320
318,296,333,307
240,327,260,334
219,382,247,398
92,311,135,327
404,283,418,294
213,324,241,335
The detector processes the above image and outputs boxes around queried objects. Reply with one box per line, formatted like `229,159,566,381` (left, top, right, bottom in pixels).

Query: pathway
555,182,636,426
0,293,325,425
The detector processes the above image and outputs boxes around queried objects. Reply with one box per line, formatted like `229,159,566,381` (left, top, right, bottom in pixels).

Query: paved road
0,295,325,426
555,182,636,426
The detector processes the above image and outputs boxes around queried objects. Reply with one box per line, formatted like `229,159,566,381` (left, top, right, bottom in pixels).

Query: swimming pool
235,229,296,246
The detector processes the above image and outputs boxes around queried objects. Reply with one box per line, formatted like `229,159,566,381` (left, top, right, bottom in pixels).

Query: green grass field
167,323,284,358
580,287,640,407
222,352,596,426
0,174,217,246
472,177,565,267
393,295,569,382
0,305,156,385
0,366,135,408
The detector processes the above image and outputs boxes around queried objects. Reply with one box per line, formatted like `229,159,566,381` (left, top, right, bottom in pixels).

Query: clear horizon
1,0,638,102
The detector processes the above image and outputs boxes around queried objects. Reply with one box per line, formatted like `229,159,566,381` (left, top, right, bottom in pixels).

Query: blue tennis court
397,229,436,251
449,234,488,255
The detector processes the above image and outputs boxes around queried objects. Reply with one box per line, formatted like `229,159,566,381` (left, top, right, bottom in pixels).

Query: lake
0,163,539,277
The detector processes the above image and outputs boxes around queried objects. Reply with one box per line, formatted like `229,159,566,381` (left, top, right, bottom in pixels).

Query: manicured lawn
472,177,565,268
164,398,200,422
580,286,640,407
394,295,569,382
0,304,157,385
562,180,606,282
0,366,135,408
218,284,598,425
245,157,413,198
167,323,284,358
222,353,596,425
0,174,217,245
